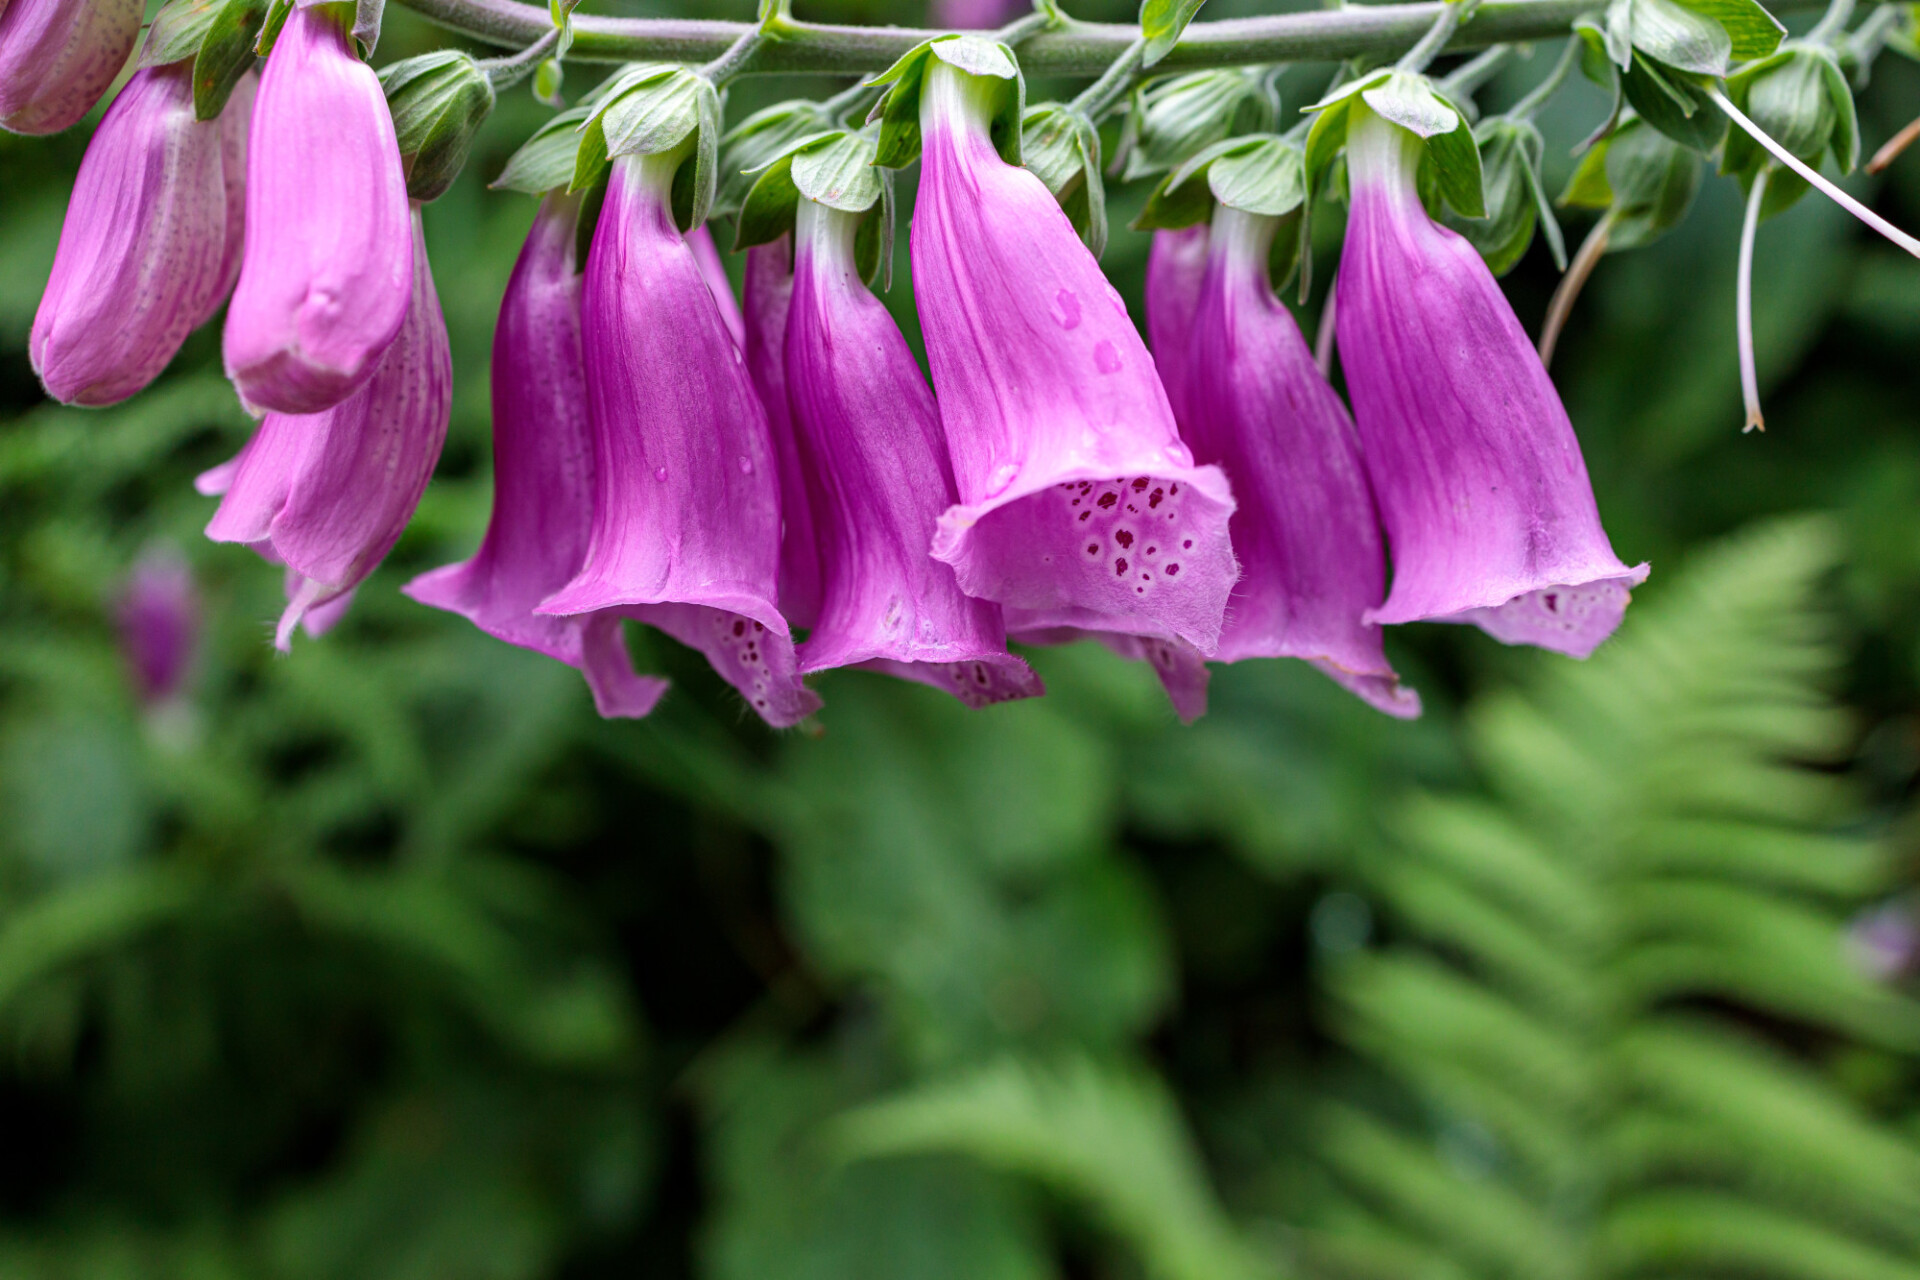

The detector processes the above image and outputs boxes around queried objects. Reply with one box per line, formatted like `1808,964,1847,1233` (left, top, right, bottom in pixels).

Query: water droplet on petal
986,462,1019,496
1052,288,1082,329
1093,340,1122,374
737,455,753,474
653,466,669,482
1163,442,1193,467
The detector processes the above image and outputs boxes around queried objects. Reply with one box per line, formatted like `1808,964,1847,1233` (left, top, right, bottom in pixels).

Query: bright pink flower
687,222,745,349
912,57,1239,658
787,195,1041,706
743,237,825,629
537,152,820,729
223,3,411,415
1183,203,1418,716
1336,105,1646,657
32,63,237,406
1145,225,1210,429
405,193,668,719
204,210,450,649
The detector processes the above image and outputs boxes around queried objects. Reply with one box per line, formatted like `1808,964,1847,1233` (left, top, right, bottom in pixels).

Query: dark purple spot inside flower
1097,492,1118,509
1131,478,1148,492
1115,558,1129,576
732,621,746,637
1079,511,1091,522
1165,563,1180,576
1087,543,1099,556
1182,539,1192,549
1148,487,1164,508
1169,483,1180,496
1114,529,1134,548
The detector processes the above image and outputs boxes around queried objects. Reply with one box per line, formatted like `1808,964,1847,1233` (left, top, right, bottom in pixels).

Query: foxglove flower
744,237,824,628
1184,204,1418,717
1144,225,1210,428
32,64,237,406
1337,104,1646,657
405,193,667,719
537,152,820,729
0,0,142,135
687,223,745,349
787,195,1040,706
223,2,412,415
204,210,449,649
912,56,1238,656
116,545,198,705
210,71,258,318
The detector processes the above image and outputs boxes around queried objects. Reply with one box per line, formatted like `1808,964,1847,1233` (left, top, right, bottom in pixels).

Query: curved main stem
391,0,1819,71
1737,167,1769,433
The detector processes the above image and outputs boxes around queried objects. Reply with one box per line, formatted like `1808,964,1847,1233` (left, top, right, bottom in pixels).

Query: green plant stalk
394,0,1822,72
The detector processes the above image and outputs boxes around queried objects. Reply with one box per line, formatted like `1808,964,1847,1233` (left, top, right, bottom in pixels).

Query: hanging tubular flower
1144,225,1210,428
743,237,825,629
896,40,1239,656
210,71,258,320
223,1,412,415
32,64,236,406
1186,203,1419,717
687,223,745,349
404,192,667,720
1336,103,1647,658
204,209,450,649
536,148,819,730
117,545,200,706
0,0,143,136
787,193,1042,707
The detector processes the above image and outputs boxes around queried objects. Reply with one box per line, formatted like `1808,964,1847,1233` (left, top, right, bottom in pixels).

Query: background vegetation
4,0,1920,1276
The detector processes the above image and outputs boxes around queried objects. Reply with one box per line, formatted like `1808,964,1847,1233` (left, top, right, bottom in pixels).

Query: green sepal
1573,17,1627,149
715,98,835,219
1122,68,1275,181
1135,133,1309,292
380,51,497,203
1140,0,1209,69
492,104,591,194
1304,71,1482,218
253,0,293,56
143,0,270,120
1721,44,1854,212
572,65,723,229
1625,0,1734,77
1021,103,1107,255
142,0,228,68
352,0,381,57
1622,51,1727,152
736,128,894,288
867,35,1024,170
1445,117,1562,276
1560,113,1701,251
1674,0,1784,60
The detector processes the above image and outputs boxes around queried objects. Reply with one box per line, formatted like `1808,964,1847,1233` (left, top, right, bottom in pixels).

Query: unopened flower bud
32,63,238,405
223,1,412,415
381,50,495,204
0,0,143,135
1124,68,1271,181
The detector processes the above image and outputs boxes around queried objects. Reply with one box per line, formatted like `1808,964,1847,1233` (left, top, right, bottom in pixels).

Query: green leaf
1360,72,1459,139
191,0,269,119
1206,136,1305,218
833,1056,1264,1280
491,104,591,193
1628,0,1735,77
791,130,884,213
1140,0,1208,68
1623,53,1727,152
1673,0,1786,60
1422,89,1487,219
715,98,835,218
142,0,227,68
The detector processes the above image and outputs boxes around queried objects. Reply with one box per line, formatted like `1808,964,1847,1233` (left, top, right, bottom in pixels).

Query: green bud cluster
381,51,496,204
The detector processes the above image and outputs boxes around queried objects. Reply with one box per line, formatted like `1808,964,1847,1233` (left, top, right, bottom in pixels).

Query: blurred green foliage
4,0,1920,1277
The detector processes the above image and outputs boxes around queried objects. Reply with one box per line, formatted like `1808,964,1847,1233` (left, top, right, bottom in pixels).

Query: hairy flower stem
1805,0,1855,45
1538,209,1611,369
1439,44,1515,98
1070,35,1147,119
1397,0,1478,73
1737,166,1769,433
390,0,1826,72
1506,34,1579,119
475,23,560,88
1710,87,1920,260
698,24,765,85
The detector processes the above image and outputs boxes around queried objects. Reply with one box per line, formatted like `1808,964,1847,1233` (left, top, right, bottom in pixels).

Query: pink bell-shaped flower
0,0,142,135
1144,225,1210,428
536,152,820,729
32,64,245,406
787,194,1041,706
223,2,412,415
911,54,1239,657
405,192,668,719
1182,203,1419,717
687,222,745,349
1336,104,1647,657
743,237,826,630
203,209,450,649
